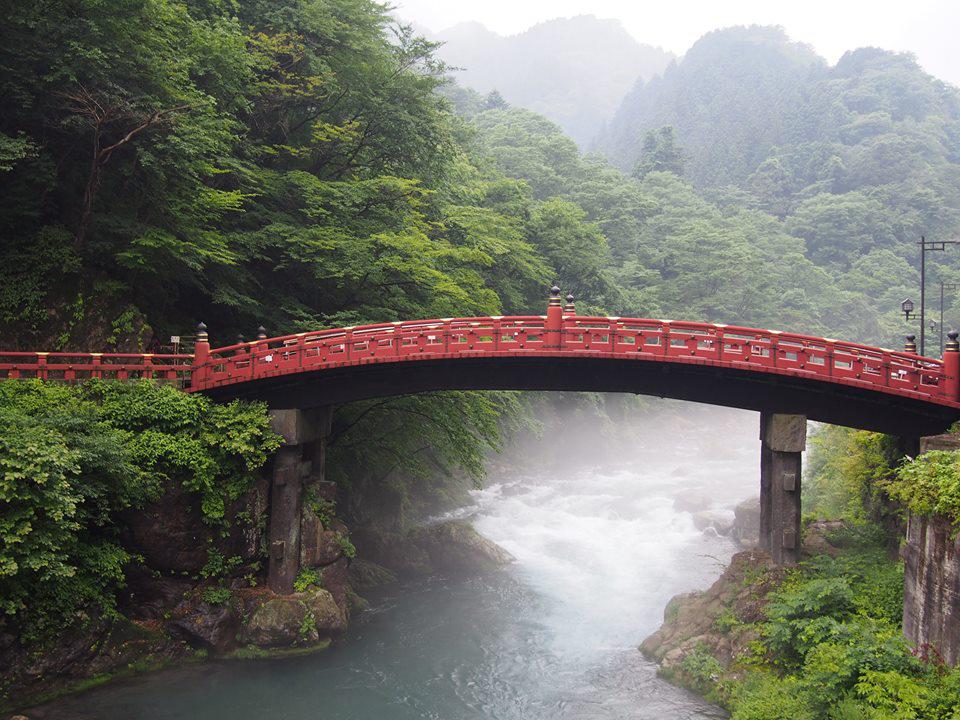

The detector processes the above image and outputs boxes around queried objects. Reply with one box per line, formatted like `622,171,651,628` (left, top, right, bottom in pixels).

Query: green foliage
730,674,815,720
599,26,960,348
200,548,243,580
293,567,323,593
885,450,960,525
337,534,356,559
633,126,687,179
804,426,899,522
201,586,233,606
680,643,725,696
0,380,276,641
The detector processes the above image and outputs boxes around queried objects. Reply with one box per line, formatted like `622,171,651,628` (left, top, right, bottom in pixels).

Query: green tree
632,126,687,179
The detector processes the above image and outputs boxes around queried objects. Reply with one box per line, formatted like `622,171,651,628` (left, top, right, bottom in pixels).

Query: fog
398,0,960,87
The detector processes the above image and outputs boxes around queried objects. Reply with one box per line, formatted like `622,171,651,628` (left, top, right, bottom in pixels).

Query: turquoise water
34,407,758,720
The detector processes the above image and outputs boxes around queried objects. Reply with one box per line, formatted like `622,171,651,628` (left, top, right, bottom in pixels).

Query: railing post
905,334,918,354
943,330,960,402
545,285,563,350
193,322,210,387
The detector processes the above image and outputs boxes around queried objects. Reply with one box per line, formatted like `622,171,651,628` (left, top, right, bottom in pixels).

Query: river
35,404,759,719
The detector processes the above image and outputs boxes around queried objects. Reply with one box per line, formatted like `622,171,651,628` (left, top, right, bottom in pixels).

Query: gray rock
729,497,761,547
412,521,514,575
166,601,240,654
241,589,345,648
673,492,712,513
692,509,735,535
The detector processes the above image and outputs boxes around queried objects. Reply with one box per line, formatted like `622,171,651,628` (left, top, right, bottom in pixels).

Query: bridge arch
4,288,960,584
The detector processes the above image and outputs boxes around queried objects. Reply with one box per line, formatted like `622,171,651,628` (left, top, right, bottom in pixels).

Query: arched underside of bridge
202,354,960,437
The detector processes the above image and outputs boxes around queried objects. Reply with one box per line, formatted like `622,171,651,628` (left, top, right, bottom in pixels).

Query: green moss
225,640,331,661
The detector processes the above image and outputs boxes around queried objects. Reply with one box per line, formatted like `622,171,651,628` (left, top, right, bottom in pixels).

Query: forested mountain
429,16,673,146
457,100,913,344
597,26,824,186
596,25,960,343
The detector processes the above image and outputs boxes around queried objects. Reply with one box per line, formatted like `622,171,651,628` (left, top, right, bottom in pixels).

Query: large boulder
729,496,761,547
692,509,735,535
351,527,432,577
166,600,240,654
240,589,345,648
412,521,514,575
641,550,781,679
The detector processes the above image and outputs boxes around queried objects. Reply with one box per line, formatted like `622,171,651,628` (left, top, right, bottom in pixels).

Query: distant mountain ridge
426,15,674,147
595,25,826,186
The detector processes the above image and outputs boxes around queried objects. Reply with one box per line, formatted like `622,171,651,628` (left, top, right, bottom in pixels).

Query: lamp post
901,298,915,321
918,236,960,356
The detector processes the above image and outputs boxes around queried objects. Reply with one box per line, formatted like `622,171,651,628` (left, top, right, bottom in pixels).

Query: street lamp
901,298,915,321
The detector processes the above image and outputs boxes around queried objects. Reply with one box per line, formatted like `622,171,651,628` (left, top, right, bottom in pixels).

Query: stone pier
267,406,333,594
759,412,806,564
903,433,960,665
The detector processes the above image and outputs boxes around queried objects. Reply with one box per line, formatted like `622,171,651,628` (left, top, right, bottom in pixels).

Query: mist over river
37,404,760,720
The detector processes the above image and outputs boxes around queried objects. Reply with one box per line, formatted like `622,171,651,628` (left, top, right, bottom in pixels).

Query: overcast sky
395,0,960,87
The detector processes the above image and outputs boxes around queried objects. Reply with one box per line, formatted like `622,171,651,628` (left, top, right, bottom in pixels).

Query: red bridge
3,288,958,437
3,286,959,575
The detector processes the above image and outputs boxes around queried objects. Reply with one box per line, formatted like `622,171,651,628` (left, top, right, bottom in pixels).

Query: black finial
906,334,916,342
256,325,267,340
947,330,960,352
196,321,208,339
236,333,246,344
550,285,561,297
905,334,918,353
566,293,574,303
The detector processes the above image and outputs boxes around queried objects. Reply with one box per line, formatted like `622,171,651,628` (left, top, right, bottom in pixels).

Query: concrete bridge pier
267,406,333,594
759,412,806,564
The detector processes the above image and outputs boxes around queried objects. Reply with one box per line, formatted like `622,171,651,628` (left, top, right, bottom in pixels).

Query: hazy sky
395,0,960,87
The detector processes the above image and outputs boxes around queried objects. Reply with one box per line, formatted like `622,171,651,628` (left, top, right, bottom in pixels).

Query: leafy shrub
854,670,931,720
764,577,855,665
680,643,725,696
201,586,233,605
884,450,960,525
730,673,814,720
294,567,323,593
337,534,357,559
0,380,279,642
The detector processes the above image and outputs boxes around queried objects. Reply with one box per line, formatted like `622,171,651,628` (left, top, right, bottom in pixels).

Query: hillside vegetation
597,26,960,343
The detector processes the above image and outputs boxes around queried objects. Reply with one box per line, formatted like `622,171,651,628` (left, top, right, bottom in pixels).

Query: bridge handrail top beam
0,351,193,360
195,314,945,370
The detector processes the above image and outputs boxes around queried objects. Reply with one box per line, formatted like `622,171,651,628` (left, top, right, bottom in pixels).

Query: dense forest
3,1,960,716
597,25,960,348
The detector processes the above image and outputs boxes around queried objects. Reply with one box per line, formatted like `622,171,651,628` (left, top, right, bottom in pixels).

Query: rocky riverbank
1,516,512,715
635,518,960,716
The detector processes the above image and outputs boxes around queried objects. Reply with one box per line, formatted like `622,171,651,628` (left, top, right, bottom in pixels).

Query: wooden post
545,285,563,349
943,330,960,402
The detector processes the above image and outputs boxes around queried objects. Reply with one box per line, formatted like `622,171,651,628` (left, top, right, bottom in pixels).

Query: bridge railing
559,317,947,399
2,313,956,408
0,351,193,385
187,314,957,406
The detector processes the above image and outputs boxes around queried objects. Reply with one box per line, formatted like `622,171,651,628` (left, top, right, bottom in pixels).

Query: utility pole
918,237,960,356
938,281,960,356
